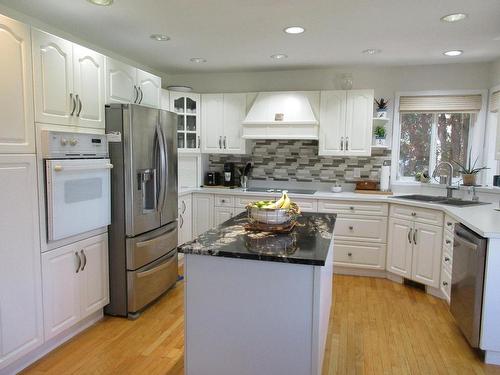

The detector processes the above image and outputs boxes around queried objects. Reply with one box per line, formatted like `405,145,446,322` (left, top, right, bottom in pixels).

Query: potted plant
374,98,389,118
453,150,489,186
374,125,386,146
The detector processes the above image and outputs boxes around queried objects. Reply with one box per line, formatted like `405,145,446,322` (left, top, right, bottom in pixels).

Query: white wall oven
41,131,112,242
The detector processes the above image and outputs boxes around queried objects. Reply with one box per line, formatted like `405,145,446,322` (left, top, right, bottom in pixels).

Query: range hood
242,91,319,140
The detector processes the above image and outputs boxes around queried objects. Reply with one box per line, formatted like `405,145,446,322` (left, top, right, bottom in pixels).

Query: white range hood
242,91,319,140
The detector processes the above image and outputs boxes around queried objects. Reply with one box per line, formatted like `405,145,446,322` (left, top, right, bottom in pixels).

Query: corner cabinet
41,233,109,340
170,92,201,153
0,155,43,370
319,89,373,156
0,14,35,154
201,93,248,154
32,29,105,129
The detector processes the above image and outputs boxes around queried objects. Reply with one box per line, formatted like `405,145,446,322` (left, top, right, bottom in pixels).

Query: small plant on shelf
374,98,389,118
374,125,386,146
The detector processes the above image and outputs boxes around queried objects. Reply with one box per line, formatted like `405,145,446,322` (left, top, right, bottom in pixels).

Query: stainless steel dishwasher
450,223,487,348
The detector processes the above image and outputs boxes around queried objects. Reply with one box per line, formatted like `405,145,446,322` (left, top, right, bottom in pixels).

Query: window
398,112,472,179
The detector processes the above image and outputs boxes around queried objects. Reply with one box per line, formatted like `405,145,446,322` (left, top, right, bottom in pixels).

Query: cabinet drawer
390,204,443,226
444,215,457,234
441,267,451,302
333,241,386,270
318,200,388,216
234,195,270,208
214,194,234,207
335,215,387,243
290,198,317,213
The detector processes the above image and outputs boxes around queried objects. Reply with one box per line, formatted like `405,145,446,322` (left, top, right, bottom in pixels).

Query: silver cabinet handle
408,228,412,244
179,214,184,228
70,93,76,116
219,136,222,149
133,86,138,103
138,87,144,104
413,229,417,245
80,249,87,271
75,251,81,273
198,136,201,149
223,136,227,149
345,136,349,151
340,136,344,151
182,200,186,214
77,95,82,117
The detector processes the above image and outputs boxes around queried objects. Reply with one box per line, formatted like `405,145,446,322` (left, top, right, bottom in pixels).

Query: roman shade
399,94,482,112
489,91,500,113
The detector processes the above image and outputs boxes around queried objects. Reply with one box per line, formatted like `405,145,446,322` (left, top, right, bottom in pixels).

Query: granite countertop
178,212,336,266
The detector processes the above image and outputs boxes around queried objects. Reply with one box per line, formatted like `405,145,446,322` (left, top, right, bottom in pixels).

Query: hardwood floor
22,274,500,375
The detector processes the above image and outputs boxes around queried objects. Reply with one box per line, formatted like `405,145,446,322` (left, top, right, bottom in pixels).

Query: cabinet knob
442,281,448,286
347,252,353,257
411,212,416,216
349,206,355,210
444,257,450,262
349,226,354,230
447,222,453,226
221,199,225,203
445,240,451,244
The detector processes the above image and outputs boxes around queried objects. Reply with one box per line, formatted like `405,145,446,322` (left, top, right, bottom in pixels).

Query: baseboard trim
333,266,387,278
3,310,103,375
485,350,500,365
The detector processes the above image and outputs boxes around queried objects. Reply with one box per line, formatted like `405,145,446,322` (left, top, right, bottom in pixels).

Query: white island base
183,243,333,375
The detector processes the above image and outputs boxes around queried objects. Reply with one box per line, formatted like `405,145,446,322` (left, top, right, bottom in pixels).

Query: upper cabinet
105,57,161,109
170,92,200,153
319,89,374,156
0,15,35,154
32,29,105,129
201,93,247,154
160,89,170,111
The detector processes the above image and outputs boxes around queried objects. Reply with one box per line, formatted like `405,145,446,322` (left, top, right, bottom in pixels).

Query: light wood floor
22,274,500,375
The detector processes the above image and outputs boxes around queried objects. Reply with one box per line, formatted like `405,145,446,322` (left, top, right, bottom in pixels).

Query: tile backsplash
208,140,391,183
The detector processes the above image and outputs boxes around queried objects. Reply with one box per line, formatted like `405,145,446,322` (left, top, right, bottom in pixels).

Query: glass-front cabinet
170,92,200,153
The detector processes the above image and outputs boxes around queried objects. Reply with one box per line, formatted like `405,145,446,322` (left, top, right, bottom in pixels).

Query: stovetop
245,187,317,195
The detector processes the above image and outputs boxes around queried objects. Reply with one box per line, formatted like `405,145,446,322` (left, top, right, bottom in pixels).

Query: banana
281,194,291,209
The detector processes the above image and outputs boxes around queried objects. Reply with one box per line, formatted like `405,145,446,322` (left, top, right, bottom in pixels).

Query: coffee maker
223,162,236,187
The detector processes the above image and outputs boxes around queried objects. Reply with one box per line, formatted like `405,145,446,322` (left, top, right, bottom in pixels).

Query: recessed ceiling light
150,34,170,41
362,49,382,55
440,13,468,23
190,57,207,63
443,50,463,56
87,0,113,5
284,26,305,34
271,53,288,59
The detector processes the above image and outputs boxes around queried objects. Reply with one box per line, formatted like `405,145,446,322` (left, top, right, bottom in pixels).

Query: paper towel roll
380,165,391,192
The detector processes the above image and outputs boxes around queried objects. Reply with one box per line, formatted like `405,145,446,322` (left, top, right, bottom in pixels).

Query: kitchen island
178,212,336,375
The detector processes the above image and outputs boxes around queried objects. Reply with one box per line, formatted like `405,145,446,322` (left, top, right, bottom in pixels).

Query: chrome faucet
432,161,458,198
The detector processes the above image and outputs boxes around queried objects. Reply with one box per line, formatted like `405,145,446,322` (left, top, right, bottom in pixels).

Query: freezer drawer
126,222,177,270
127,250,178,313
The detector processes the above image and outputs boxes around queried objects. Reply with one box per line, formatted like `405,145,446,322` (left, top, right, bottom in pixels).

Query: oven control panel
41,130,108,158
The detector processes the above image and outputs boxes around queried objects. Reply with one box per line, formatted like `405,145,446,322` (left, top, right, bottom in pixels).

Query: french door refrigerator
105,104,178,318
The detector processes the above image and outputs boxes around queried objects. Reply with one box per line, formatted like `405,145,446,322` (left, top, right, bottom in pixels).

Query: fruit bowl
246,191,300,225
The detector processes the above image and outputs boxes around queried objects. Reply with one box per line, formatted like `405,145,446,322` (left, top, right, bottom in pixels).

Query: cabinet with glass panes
170,92,201,153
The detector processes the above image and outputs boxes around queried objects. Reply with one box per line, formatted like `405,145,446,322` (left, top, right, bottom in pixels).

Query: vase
462,174,476,186
375,137,386,146
376,109,387,118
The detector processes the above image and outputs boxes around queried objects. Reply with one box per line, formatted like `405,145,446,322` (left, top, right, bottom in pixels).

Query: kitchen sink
391,194,490,207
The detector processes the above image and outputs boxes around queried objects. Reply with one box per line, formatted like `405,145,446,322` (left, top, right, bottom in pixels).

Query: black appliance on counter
223,162,236,187
494,175,500,187
205,171,221,186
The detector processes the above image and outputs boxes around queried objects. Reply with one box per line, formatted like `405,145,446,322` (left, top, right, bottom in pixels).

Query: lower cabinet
192,193,214,237
387,217,442,288
42,233,109,340
334,241,386,270
178,195,193,245
214,206,235,226
0,155,43,370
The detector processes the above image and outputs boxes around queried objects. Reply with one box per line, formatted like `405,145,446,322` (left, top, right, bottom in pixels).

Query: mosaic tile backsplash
208,140,391,183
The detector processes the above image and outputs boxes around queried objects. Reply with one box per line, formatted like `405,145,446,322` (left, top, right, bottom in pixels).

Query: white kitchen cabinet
0,155,43,369
42,233,109,340
105,57,137,104
136,69,161,108
192,194,214,236
387,218,413,278
214,206,235,226
178,155,202,189
0,15,35,154
201,93,247,154
171,92,200,153
179,195,193,245
334,215,387,243
72,44,105,128
319,89,373,156
334,241,386,270
33,29,106,129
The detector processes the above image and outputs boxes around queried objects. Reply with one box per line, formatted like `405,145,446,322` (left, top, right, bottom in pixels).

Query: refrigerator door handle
160,123,169,214
155,124,167,214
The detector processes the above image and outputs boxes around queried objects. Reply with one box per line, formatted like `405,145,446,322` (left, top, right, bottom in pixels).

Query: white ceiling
1,0,500,74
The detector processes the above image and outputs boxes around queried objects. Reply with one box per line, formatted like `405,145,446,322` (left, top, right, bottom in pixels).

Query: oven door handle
52,163,113,172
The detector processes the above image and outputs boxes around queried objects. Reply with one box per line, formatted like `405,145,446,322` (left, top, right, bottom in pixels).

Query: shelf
371,145,390,150
372,117,390,122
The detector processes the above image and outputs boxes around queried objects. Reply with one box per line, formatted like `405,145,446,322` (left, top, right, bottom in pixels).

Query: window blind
399,94,482,112
489,91,500,113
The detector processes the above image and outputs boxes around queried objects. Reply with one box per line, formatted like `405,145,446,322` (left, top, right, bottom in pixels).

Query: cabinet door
80,234,109,318
0,15,35,153
344,90,373,156
73,44,105,128
105,57,137,104
0,155,43,368
192,194,214,237
319,90,346,156
201,94,224,153
223,93,247,154
178,196,193,245
387,218,413,278
411,222,442,288
41,244,81,340
32,29,74,126
214,206,234,226
171,92,200,152
136,69,161,108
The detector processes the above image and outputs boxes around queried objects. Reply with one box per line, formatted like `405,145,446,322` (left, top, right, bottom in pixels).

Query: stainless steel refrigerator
105,104,178,318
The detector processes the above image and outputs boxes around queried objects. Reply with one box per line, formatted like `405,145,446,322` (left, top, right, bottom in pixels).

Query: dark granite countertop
178,212,336,266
